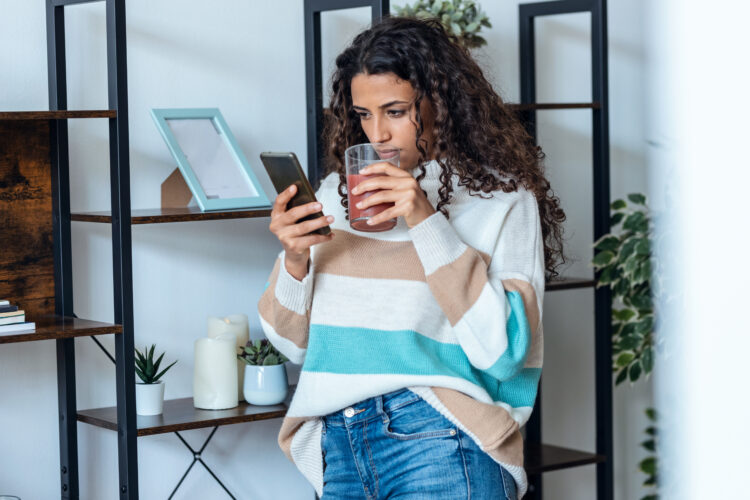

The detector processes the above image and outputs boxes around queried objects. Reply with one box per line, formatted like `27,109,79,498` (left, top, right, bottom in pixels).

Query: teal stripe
263,281,270,291
484,290,532,380
302,291,539,407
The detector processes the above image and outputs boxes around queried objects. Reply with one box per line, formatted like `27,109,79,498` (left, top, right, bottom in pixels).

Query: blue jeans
320,388,517,499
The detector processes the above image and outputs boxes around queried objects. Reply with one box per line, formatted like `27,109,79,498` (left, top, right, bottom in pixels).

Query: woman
258,16,565,500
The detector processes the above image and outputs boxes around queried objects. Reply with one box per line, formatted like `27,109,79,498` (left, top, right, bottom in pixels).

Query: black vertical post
46,1,78,498
105,0,138,498
518,1,612,499
518,6,542,500
304,0,390,189
591,1,613,499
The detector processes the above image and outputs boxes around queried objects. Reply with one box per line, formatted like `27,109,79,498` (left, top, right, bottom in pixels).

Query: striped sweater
258,160,544,499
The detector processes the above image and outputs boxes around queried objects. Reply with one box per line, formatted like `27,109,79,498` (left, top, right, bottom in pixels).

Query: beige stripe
257,258,309,349
277,415,311,462
314,229,426,281
432,387,523,465
427,248,489,326
501,278,540,337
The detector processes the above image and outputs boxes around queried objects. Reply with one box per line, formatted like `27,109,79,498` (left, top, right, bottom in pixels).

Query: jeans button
344,407,355,418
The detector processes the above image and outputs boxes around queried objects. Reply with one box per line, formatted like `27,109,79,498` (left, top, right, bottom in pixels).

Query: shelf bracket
169,426,236,500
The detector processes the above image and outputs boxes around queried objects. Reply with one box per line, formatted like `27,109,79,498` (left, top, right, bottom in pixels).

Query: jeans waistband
323,387,421,427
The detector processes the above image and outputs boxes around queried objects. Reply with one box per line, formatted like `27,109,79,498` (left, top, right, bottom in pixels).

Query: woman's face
350,72,435,170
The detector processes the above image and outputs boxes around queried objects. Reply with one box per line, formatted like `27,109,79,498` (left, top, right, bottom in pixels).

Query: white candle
193,334,238,410
207,314,249,399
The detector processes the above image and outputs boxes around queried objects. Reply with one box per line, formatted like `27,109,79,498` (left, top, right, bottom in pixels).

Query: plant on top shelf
394,0,492,49
238,339,289,366
135,344,177,384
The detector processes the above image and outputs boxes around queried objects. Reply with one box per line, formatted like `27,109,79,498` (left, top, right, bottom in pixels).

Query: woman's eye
356,112,370,119
388,110,405,117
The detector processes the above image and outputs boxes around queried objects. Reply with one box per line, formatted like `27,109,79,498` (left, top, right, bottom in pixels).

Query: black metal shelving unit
519,1,613,499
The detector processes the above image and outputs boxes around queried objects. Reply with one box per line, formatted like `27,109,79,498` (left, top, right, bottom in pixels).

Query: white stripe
285,372,494,418
275,252,313,315
309,273,458,344
289,419,325,498
258,315,307,365
454,280,511,370
408,211,468,276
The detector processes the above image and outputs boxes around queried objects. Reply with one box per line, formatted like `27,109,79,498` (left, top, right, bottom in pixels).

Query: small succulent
238,339,289,366
135,344,177,384
394,0,492,49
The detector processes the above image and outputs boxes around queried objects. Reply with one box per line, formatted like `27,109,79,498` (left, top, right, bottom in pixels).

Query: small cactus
135,344,177,384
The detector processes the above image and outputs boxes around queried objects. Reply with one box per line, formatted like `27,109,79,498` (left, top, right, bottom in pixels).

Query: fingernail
351,187,359,194
356,202,363,208
314,203,322,209
367,219,374,225
327,216,334,222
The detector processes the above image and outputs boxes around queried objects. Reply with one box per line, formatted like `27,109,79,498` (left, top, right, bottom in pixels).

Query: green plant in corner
238,339,289,366
591,193,654,385
135,344,177,384
394,0,492,49
592,193,661,499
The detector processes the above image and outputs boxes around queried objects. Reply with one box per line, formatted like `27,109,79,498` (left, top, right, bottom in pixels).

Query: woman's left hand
350,162,436,228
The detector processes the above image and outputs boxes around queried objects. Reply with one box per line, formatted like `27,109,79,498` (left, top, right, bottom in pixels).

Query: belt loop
376,393,385,415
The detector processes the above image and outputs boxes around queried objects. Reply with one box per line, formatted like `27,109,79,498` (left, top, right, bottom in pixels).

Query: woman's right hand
269,184,335,281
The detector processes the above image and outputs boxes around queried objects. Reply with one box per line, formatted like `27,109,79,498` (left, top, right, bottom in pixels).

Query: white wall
0,1,650,499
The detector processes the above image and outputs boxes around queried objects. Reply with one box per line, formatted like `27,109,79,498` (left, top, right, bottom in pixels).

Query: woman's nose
370,117,391,143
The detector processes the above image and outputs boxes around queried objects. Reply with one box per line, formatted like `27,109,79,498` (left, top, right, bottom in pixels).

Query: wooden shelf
78,386,295,437
524,442,606,475
0,315,122,344
508,102,601,111
0,110,117,120
546,276,596,291
71,206,273,224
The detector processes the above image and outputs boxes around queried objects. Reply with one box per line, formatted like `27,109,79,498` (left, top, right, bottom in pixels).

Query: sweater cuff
275,254,314,315
408,211,468,276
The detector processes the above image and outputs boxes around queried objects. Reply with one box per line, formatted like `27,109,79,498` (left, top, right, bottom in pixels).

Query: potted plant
394,0,492,49
238,339,289,405
135,344,177,416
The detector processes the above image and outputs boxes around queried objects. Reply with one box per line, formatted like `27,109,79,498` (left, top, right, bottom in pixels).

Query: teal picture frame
151,108,271,211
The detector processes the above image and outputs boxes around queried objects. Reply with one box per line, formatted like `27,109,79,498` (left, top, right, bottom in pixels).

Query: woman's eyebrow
352,100,410,111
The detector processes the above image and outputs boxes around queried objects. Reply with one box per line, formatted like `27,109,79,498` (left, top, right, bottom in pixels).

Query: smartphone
259,152,331,236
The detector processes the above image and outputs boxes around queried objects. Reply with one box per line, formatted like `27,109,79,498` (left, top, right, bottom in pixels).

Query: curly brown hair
322,16,566,278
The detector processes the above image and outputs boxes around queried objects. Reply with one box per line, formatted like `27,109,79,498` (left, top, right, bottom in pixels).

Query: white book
0,313,25,326
0,300,9,306
0,322,36,335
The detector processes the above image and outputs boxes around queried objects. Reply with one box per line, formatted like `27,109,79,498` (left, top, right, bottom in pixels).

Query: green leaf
639,456,656,475
645,426,657,436
592,250,615,267
615,352,635,367
594,235,620,252
635,237,650,255
645,408,657,421
629,361,642,382
620,322,638,337
465,21,479,33
613,308,636,322
618,335,641,351
135,367,148,383
611,199,627,210
615,367,628,385
263,354,279,366
597,264,617,285
630,293,653,311
628,193,647,205
641,347,654,373
610,212,625,226
623,211,649,233
640,439,655,452
641,495,658,500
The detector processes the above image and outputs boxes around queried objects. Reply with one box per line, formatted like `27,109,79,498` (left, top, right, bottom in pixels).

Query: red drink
347,173,397,232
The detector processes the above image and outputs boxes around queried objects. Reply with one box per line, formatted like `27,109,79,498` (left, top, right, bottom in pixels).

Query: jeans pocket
382,397,457,441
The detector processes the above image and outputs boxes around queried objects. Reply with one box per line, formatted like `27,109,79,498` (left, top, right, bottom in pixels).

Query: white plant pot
136,381,165,415
243,364,288,405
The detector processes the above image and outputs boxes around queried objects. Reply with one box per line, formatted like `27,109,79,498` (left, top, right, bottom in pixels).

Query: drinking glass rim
345,143,401,159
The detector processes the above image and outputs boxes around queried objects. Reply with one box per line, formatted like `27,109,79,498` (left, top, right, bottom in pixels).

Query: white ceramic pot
136,380,165,415
243,364,288,405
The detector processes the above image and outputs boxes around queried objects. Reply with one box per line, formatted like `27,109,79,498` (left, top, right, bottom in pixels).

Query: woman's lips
379,149,398,159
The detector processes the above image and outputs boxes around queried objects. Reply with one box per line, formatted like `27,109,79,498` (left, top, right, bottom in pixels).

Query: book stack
0,300,36,334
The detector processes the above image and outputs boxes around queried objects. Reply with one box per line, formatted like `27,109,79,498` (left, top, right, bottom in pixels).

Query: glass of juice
345,143,400,232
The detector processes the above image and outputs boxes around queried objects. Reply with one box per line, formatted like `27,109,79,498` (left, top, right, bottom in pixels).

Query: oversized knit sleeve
257,252,314,365
408,189,545,382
